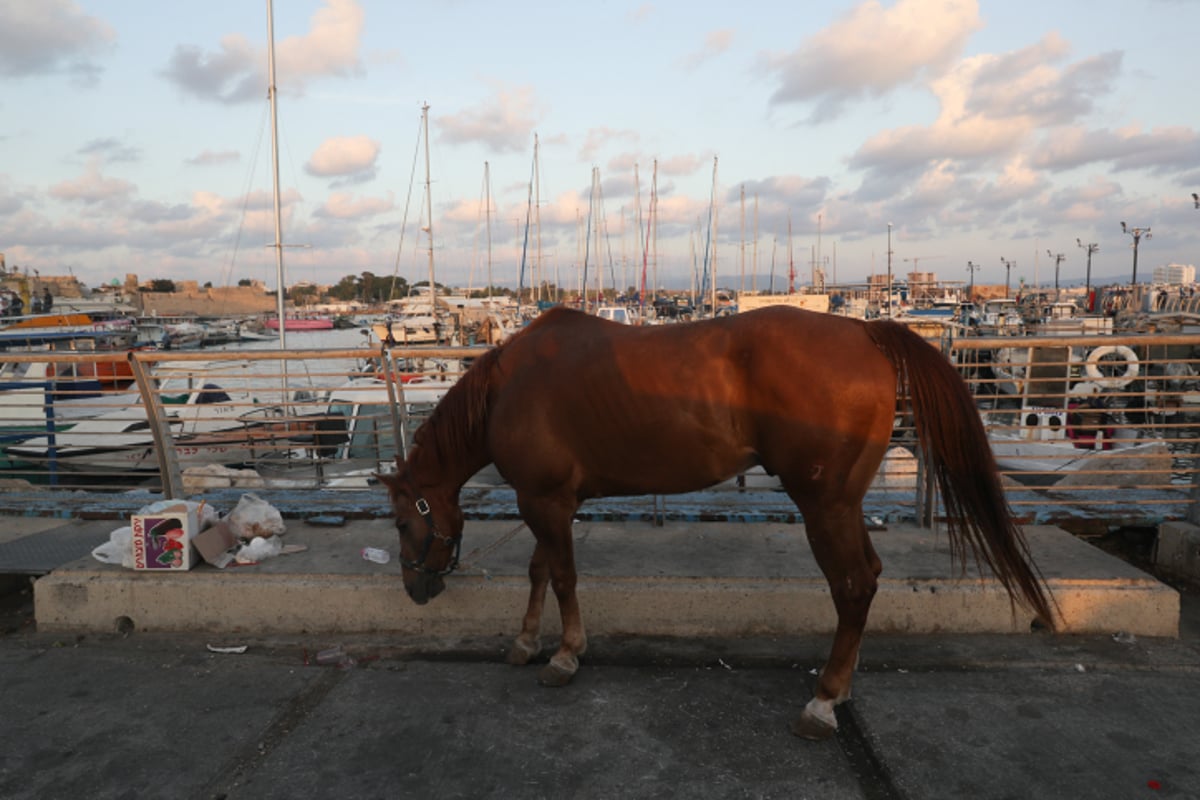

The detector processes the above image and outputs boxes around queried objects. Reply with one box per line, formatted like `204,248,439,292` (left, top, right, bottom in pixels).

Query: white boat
4,362,295,473
255,374,457,487
986,389,1170,486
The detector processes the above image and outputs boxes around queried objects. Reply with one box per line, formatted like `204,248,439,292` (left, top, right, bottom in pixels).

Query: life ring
1083,345,1139,389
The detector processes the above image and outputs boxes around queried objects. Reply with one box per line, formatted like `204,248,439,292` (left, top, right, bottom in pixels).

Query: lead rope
455,521,528,577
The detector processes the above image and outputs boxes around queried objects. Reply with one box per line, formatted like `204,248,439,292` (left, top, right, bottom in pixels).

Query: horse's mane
410,341,505,463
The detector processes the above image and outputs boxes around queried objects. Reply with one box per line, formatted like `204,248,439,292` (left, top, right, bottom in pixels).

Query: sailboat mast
266,0,286,350
533,134,542,303
421,103,436,326
484,160,493,300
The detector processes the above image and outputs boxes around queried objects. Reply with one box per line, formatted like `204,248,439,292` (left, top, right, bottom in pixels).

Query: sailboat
372,105,447,346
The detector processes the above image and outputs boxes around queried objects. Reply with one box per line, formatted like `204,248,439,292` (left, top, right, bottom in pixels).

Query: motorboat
986,384,1170,486
4,361,295,474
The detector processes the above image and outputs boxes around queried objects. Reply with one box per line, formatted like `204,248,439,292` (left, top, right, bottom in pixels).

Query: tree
144,279,176,293
238,278,253,287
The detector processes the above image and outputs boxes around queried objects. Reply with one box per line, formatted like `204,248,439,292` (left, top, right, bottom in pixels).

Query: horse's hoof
505,637,540,666
789,710,837,741
537,654,579,687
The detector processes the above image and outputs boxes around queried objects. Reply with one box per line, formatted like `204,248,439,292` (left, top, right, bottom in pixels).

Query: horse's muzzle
404,572,446,605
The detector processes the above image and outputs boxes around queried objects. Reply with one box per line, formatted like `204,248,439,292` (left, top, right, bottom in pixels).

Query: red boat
263,316,334,331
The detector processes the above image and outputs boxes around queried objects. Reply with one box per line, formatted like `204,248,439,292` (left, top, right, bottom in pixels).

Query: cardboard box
132,505,199,571
193,519,237,569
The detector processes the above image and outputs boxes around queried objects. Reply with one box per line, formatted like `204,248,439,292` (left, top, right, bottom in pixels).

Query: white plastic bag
234,535,284,564
92,526,134,569
227,493,286,540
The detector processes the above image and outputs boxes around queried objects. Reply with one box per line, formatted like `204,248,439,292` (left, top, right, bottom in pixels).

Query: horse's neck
409,438,490,496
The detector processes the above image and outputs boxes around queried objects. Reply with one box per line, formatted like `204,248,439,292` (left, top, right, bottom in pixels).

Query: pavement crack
191,667,345,800
834,700,905,800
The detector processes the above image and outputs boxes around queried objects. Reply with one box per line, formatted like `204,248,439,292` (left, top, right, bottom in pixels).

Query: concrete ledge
1157,521,1200,584
33,521,1180,638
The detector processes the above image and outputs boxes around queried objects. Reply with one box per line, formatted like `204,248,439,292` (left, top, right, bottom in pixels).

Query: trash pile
91,492,305,571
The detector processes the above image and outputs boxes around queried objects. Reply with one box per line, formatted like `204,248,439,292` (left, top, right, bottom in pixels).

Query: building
1153,264,1196,285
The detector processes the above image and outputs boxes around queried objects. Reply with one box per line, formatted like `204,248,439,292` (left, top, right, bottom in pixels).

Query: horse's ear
374,470,400,491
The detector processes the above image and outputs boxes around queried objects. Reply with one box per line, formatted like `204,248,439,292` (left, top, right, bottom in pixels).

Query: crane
902,255,943,271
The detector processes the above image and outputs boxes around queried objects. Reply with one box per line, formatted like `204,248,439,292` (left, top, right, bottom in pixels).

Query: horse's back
484,307,898,498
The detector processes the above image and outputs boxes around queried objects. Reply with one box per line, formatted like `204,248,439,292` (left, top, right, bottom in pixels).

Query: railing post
129,352,184,499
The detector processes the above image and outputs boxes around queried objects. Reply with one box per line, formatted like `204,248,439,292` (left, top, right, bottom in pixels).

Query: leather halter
398,496,461,577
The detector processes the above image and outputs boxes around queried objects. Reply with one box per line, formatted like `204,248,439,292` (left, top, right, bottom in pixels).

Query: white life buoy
1083,345,1139,388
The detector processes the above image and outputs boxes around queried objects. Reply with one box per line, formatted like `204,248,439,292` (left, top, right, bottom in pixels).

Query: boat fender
1083,345,1139,389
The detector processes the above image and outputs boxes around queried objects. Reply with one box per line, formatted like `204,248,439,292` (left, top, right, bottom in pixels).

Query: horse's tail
866,320,1056,629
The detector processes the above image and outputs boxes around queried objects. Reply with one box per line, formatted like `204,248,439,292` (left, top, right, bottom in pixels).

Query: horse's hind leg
791,505,882,740
512,495,587,687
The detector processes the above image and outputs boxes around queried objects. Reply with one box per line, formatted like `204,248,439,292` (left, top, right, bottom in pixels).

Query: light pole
1077,239,1098,304
966,260,979,301
1120,221,1151,286
886,222,893,318
1046,250,1065,299
1000,257,1015,299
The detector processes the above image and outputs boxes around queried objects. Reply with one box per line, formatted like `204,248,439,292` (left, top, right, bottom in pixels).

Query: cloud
305,136,381,179
78,137,142,163
48,159,136,205
0,0,115,85
438,85,540,154
967,35,1122,124
314,191,394,220
765,0,981,122
847,34,1124,182
160,0,364,103
578,126,640,162
186,150,241,167
682,29,735,70
1032,125,1200,175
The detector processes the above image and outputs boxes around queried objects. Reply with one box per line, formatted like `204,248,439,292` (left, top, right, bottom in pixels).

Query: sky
2,0,1199,296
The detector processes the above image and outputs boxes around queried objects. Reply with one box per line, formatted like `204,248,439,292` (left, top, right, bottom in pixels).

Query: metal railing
0,334,1198,525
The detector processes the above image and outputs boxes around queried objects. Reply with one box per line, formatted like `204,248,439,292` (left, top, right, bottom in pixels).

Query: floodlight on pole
1077,239,1098,301
966,260,979,301
1046,250,1065,298
1000,257,1015,299
1120,221,1151,286
886,222,893,318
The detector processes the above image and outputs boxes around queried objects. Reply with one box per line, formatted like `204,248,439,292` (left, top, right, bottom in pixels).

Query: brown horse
378,305,1054,740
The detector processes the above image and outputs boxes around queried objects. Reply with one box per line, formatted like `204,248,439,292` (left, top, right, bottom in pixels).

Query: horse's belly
581,449,757,498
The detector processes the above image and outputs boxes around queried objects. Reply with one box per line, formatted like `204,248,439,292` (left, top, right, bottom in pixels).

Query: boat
264,315,334,332
986,384,1170,486
254,374,458,487
3,361,297,475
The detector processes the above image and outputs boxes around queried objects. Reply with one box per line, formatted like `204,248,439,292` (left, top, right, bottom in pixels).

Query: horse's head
377,457,464,605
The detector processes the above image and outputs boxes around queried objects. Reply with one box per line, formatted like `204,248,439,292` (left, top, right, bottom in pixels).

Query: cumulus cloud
765,0,982,122
967,34,1122,124
847,33,1124,183
48,159,136,205
160,0,364,103
0,0,115,85
305,136,381,181
1032,125,1200,175
439,85,541,154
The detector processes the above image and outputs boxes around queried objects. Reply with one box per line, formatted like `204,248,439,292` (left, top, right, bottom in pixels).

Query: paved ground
2,576,1199,799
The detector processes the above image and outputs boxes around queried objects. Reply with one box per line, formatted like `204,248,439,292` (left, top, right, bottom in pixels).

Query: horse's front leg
511,496,587,687
535,532,587,687
506,541,549,666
